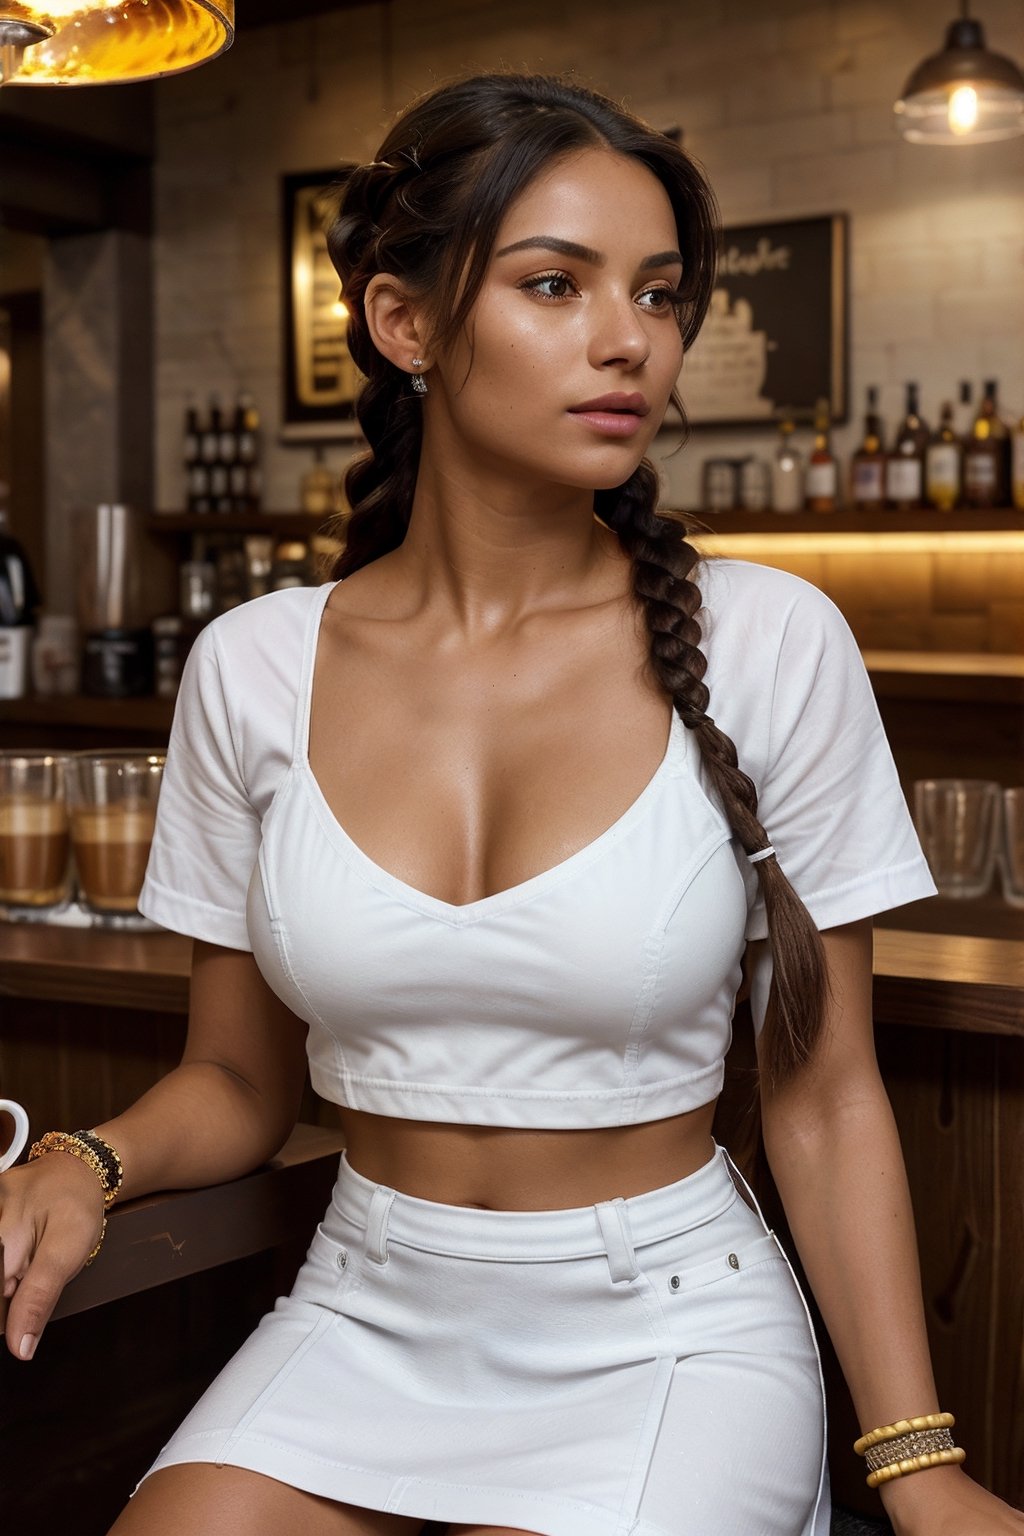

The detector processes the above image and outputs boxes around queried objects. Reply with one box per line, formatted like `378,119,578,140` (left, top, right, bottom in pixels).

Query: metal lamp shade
894,16,1024,144
0,0,234,85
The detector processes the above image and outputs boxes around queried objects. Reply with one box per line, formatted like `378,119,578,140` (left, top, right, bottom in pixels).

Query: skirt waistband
332,1140,742,1261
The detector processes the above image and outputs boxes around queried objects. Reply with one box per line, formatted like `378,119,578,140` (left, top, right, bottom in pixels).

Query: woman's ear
363,274,430,373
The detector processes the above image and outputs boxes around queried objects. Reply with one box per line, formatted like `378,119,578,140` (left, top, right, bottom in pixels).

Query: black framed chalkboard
677,213,849,429
281,168,361,442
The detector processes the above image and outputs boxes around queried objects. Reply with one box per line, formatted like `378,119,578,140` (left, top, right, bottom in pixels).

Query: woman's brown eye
521,273,575,300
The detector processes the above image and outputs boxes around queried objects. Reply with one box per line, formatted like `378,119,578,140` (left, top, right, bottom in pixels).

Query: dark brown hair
325,71,831,1094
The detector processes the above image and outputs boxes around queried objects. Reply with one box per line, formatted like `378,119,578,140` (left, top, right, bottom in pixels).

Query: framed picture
281,168,363,441
676,213,848,429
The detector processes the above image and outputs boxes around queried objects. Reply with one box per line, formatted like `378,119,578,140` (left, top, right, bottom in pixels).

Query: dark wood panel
0,926,190,1013
874,1027,1024,1506
720,1010,1024,1516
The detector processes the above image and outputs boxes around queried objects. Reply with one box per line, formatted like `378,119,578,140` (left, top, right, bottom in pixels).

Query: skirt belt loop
594,1197,640,1284
365,1186,396,1265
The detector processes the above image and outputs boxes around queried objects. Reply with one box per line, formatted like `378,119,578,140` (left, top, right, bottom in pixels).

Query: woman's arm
1,940,309,1360
751,917,1022,1535
93,941,310,1198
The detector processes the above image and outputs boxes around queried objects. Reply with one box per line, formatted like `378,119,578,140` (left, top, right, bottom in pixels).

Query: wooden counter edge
49,1123,346,1322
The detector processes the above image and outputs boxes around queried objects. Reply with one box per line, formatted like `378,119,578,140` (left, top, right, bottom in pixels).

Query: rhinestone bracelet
864,1427,955,1472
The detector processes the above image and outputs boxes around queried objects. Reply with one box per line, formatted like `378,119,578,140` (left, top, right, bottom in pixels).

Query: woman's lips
567,392,650,438
567,409,647,438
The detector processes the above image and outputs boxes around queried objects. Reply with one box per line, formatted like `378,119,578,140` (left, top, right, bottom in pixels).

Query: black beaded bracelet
74,1129,123,1199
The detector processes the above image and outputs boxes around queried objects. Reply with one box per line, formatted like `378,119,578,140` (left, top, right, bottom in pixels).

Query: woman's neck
391,453,625,637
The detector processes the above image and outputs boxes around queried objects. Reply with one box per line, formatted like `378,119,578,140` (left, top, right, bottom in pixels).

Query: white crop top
139,556,938,1128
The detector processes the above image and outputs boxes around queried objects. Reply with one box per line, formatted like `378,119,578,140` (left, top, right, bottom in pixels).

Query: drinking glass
67,752,165,924
912,779,1002,899
0,752,73,918
999,788,1024,908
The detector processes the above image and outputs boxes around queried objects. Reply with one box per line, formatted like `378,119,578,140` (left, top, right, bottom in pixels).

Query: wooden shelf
683,507,1023,534
148,511,339,536
0,693,175,731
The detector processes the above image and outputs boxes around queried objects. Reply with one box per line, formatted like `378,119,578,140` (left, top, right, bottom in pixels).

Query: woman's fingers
4,1212,99,1360
0,1162,105,1360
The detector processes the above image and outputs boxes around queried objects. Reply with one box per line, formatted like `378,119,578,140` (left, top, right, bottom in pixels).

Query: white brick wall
153,0,1024,513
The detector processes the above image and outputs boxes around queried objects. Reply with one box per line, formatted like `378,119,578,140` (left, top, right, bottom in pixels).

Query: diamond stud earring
410,357,428,395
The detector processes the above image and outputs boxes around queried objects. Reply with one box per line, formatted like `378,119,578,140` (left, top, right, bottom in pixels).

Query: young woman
3,72,1021,1536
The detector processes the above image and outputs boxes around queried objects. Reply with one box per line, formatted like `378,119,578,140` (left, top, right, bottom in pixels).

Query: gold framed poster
281,168,363,441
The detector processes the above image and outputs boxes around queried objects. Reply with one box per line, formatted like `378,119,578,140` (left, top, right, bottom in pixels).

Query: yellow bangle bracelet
866,1446,966,1488
854,1412,955,1455
28,1130,122,1207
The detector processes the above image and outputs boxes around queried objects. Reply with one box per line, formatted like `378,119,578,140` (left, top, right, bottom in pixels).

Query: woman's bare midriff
335,1101,719,1210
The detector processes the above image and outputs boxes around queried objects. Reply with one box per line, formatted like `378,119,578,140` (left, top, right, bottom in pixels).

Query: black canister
82,628,153,698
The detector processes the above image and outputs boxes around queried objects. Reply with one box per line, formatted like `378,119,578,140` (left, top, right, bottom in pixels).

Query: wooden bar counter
1,904,1022,1530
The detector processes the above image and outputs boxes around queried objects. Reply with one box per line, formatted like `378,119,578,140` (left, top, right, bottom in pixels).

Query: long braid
598,467,832,1093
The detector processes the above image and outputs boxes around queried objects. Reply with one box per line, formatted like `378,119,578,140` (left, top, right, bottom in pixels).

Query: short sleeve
743,581,937,944
138,622,260,950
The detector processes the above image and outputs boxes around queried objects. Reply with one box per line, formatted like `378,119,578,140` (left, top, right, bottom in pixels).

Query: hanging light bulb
894,1,1024,144
0,1,233,87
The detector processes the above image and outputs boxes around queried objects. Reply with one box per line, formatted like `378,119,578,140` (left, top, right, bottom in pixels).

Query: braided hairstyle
325,72,831,1094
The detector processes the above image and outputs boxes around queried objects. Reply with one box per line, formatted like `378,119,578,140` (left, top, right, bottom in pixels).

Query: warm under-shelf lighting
693,530,1024,556
0,1,233,86
894,1,1024,144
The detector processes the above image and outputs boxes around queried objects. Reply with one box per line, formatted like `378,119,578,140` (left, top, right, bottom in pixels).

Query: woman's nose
588,293,651,371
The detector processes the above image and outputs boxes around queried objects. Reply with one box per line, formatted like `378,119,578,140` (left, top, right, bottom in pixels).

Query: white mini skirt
139,1140,831,1536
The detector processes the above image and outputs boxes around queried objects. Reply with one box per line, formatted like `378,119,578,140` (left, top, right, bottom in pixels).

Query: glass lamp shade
894,15,1024,143
0,1,234,85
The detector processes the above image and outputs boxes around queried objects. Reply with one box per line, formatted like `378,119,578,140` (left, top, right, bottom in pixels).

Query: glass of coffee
67,752,165,924
0,752,73,918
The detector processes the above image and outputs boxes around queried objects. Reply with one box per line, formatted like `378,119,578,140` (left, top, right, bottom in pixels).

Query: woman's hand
0,1151,106,1361
879,1463,1024,1535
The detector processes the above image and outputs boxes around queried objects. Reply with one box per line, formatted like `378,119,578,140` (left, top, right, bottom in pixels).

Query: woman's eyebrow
494,236,683,270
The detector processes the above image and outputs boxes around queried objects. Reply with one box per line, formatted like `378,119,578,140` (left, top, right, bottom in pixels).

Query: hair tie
747,845,776,864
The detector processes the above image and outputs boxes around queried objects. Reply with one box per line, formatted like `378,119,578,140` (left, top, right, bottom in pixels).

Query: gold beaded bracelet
28,1129,124,1266
854,1413,965,1488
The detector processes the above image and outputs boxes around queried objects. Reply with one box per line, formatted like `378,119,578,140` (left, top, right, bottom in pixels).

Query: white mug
0,1099,30,1173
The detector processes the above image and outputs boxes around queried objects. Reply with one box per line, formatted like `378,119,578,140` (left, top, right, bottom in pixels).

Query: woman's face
427,146,685,492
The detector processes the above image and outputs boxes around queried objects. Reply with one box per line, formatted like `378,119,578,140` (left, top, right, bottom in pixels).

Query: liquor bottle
215,401,238,515
955,379,974,439
233,392,261,513
1012,415,1024,513
924,402,962,512
770,416,803,514
805,397,839,513
885,383,929,511
963,379,1010,509
300,447,340,516
850,386,886,511
184,401,209,514
200,395,222,473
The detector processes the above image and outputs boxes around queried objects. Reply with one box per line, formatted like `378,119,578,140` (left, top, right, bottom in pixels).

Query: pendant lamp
0,1,234,86
894,1,1024,143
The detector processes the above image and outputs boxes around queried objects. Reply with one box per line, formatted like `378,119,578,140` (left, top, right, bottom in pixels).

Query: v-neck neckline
294,579,685,925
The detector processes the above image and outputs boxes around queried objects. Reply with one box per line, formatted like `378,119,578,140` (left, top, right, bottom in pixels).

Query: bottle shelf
683,507,1023,534
149,509,1024,537
148,512,340,536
